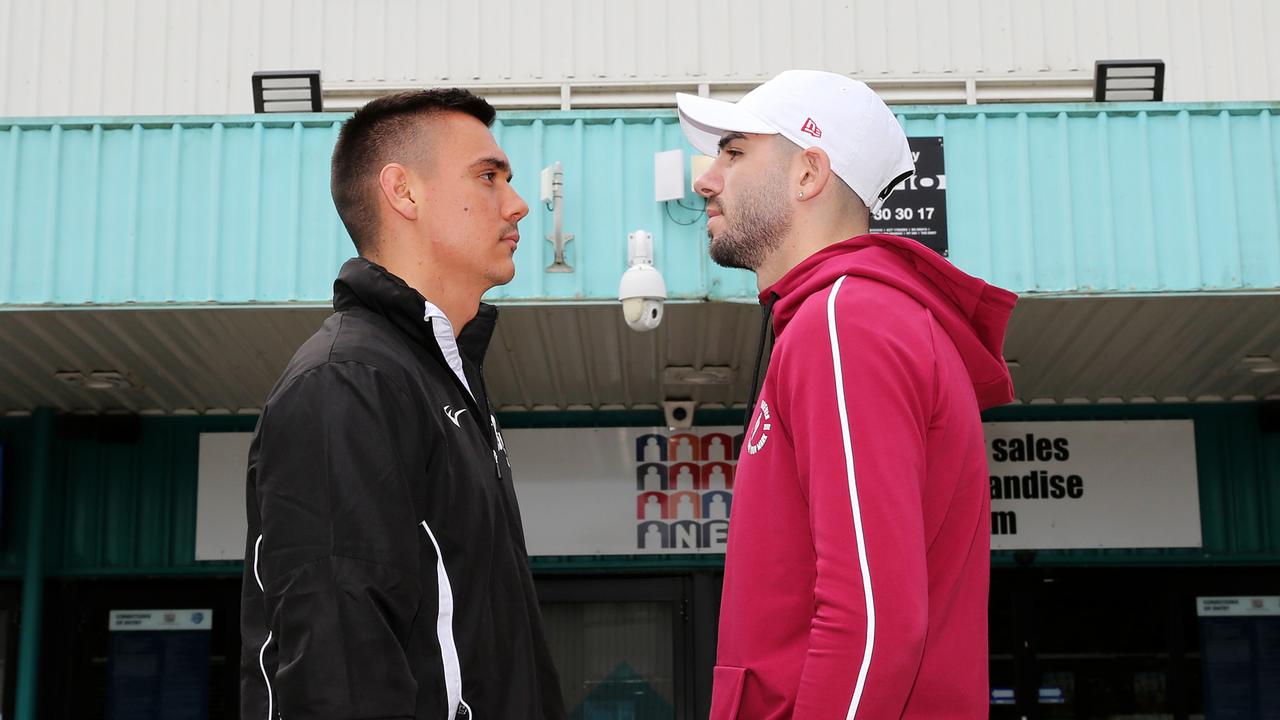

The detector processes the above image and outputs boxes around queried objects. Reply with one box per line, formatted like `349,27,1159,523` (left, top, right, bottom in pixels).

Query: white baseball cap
676,70,914,212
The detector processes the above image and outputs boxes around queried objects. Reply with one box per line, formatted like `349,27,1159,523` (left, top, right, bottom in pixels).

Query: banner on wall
506,420,1202,555
984,420,1201,550
197,420,1201,560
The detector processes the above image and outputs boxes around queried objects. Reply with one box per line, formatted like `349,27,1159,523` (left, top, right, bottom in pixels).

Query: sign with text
198,420,1202,559
110,609,213,632
107,609,212,720
1197,596,1280,717
510,420,1200,555
869,136,947,255
985,421,1201,550
1198,596,1280,617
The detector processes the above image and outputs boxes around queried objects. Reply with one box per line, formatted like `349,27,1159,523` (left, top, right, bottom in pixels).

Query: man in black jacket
241,88,565,720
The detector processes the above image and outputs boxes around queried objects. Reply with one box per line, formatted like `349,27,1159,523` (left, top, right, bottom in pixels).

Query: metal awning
2,294,1277,416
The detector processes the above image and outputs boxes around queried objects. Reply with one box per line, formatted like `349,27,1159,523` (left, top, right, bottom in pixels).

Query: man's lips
706,207,722,219
501,232,520,247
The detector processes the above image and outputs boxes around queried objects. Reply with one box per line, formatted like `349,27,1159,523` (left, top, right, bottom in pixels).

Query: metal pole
15,407,53,720
545,161,573,272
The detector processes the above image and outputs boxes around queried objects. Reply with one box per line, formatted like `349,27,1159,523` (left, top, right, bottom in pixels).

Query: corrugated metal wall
3,0,1279,116
899,105,1280,295
3,104,1279,306
0,404,1275,575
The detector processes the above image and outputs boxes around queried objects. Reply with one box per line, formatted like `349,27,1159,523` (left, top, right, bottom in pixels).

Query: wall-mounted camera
663,400,696,429
618,229,667,332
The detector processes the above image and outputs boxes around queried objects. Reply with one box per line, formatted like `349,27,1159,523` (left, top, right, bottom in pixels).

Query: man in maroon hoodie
676,71,1017,719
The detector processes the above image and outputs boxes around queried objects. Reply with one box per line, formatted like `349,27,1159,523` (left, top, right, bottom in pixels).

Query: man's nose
694,169,720,198
505,185,529,222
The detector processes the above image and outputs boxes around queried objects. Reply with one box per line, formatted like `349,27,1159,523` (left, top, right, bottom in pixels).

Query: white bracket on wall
540,161,574,273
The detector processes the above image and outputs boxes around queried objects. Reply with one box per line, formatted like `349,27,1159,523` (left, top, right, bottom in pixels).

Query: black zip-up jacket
241,258,565,720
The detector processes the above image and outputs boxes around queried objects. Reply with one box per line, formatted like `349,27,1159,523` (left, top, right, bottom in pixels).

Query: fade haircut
330,88,496,255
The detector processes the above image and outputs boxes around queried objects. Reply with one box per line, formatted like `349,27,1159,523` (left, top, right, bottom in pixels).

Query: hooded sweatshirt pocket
710,665,749,720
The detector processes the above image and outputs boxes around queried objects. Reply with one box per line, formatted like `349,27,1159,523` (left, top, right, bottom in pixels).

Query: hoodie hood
762,234,1017,410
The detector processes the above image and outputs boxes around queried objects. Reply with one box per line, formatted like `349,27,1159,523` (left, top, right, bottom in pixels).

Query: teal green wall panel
42,415,254,575
907,107,1280,295
3,103,1280,308
0,417,35,575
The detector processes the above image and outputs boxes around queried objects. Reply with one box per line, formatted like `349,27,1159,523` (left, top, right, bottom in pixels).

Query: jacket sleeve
252,362,427,720
781,278,935,718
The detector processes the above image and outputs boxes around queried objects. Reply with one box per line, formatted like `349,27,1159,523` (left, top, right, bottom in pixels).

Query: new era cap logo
800,118,822,138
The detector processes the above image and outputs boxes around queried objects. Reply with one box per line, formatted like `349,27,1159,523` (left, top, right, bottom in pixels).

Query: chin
487,262,517,287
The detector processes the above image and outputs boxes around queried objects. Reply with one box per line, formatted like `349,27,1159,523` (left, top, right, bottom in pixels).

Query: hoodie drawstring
744,292,779,433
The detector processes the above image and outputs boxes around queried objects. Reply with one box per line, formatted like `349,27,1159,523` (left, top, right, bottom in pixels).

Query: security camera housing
622,296,663,331
619,230,667,332
663,400,697,429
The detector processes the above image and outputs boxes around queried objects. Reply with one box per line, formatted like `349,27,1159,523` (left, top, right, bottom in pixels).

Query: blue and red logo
634,431,743,550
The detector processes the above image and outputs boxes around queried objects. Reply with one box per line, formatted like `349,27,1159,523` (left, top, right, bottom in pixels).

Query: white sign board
195,433,252,560
984,420,1201,550
509,420,1201,555
1198,596,1280,617
109,609,213,632
196,420,1202,560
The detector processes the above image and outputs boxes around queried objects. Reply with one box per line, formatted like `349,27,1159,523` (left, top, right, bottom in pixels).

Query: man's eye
723,149,742,159
480,172,496,182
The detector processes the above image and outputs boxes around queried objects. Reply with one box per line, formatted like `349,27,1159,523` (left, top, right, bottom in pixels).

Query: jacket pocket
710,665,749,720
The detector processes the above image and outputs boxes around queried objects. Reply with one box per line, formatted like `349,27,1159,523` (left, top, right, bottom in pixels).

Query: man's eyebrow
470,156,513,179
718,133,748,152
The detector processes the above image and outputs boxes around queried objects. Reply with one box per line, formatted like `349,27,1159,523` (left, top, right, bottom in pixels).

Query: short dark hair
330,88,496,255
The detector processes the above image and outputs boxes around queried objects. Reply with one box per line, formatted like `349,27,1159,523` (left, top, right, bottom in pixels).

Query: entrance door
991,565,1280,719
538,576,694,720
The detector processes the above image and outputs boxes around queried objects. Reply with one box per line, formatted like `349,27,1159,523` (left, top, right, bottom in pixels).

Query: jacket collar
332,257,497,367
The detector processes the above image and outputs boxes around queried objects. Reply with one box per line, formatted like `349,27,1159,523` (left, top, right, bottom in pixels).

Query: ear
795,146,834,202
378,163,419,222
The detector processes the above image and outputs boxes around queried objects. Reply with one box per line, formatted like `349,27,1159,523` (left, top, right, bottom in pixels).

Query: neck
754,212,868,292
368,245,484,336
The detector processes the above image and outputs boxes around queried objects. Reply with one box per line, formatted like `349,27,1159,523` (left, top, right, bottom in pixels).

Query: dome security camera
619,230,667,332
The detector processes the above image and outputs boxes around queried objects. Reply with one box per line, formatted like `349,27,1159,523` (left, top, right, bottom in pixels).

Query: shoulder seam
326,312,345,364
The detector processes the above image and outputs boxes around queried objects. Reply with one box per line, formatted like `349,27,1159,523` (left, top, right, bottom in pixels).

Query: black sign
869,136,947,256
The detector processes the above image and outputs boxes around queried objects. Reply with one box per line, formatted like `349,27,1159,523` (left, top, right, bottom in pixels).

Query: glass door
538,577,692,720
